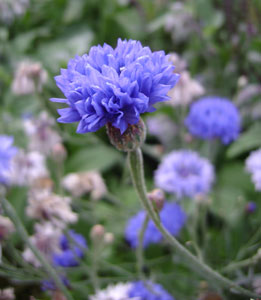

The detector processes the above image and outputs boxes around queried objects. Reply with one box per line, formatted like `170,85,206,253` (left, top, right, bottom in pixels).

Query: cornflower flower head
51,38,179,134
185,97,241,144
125,202,186,248
0,135,17,184
154,150,215,199
52,230,87,267
89,281,174,300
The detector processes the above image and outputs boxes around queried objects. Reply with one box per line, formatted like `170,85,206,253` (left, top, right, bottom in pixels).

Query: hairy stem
128,148,259,298
136,213,149,280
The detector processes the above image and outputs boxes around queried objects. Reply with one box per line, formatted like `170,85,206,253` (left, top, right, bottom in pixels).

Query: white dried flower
168,53,187,73
165,2,195,43
62,171,107,200
23,112,62,156
0,0,29,23
253,276,261,295
27,189,77,227
12,61,47,95
89,282,134,300
0,216,14,241
246,149,261,191
22,222,61,267
0,287,15,300
146,114,177,146
7,150,49,186
168,71,205,107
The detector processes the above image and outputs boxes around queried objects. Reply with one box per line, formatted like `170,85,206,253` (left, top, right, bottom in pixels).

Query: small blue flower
125,202,186,248
185,97,241,144
128,281,175,300
51,39,179,134
0,135,17,184
41,276,70,291
52,230,87,267
154,150,214,199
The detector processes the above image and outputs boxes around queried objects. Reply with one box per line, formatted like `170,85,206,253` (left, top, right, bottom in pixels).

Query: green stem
0,193,74,300
221,252,261,274
128,148,259,298
136,213,149,280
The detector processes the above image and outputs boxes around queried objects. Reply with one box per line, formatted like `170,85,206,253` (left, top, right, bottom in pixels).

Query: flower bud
51,143,67,162
147,189,165,211
245,201,257,214
90,224,105,244
0,216,14,241
106,119,146,152
104,232,114,245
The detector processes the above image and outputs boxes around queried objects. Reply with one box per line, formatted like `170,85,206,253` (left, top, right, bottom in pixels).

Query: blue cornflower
51,39,179,134
154,150,215,199
125,202,186,248
0,135,17,184
52,230,87,267
185,97,241,144
128,281,174,300
41,276,70,291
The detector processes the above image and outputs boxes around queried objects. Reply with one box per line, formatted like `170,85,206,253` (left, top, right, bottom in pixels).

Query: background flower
52,230,87,267
0,135,17,184
125,202,186,248
154,150,215,199
245,148,261,191
128,281,174,300
185,97,241,144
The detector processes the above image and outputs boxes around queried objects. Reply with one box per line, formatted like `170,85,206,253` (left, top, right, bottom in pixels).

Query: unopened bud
90,224,105,243
0,216,14,241
106,119,146,152
245,201,257,214
32,177,54,191
104,232,114,245
147,189,165,211
237,75,248,88
52,291,67,300
51,143,67,162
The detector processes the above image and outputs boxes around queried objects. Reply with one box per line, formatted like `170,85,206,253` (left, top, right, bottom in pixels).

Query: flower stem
136,213,149,280
128,148,259,298
0,191,74,300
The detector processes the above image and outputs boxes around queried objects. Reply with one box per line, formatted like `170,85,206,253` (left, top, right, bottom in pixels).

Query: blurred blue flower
41,276,70,291
128,281,174,300
51,39,179,134
185,97,241,144
0,135,17,184
154,150,214,199
245,201,257,213
245,149,261,191
52,230,87,267
125,202,186,248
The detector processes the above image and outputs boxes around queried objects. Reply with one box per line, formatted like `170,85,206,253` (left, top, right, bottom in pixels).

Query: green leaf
227,123,261,158
211,162,252,224
65,144,121,173
36,27,93,72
